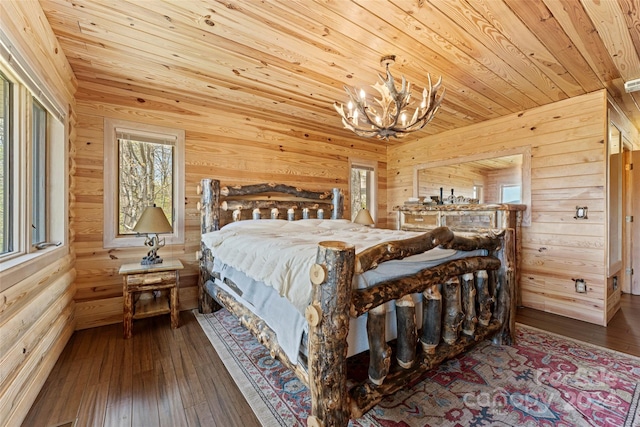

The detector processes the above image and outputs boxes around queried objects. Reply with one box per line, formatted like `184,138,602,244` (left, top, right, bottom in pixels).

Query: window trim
31,99,47,245
0,35,68,284
103,118,185,248
349,158,378,222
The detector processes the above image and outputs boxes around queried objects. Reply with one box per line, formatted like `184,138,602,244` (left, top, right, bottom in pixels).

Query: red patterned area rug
194,309,640,427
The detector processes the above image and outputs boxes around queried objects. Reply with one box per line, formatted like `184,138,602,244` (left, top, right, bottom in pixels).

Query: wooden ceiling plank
617,0,640,60
310,1,518,120
47,0,350,106
73,75,382,142
542,0,620,86
424,0,567,101
135,0,498,125
384,0,553,107
49,18,356,125
197,0,505,122
468,0,587,97
75,79,385,147
502,0,601,93
580,0,640,81
153,0,417,99
36,0,640,135
1,0,77,100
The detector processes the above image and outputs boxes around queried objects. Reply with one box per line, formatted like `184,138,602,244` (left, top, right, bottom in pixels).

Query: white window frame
31,99,47,245
349,158,378,222
0,35,68,280
500,184,522,203
103,118,185,248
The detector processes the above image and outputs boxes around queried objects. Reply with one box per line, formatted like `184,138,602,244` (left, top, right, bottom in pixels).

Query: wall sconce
574,206,588,219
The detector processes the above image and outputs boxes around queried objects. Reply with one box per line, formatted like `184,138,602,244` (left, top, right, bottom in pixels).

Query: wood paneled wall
388,90,615,325
71,81,387,330
0,1,77,425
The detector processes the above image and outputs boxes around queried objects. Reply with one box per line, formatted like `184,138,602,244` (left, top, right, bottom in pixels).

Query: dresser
396,203,526,305
395,203,526,234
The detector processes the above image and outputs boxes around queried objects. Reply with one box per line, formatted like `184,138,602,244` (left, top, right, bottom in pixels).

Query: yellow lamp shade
133,206,173,234
353,208,374,226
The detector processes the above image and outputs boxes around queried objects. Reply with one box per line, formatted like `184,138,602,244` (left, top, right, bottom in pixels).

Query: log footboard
307,227,517,426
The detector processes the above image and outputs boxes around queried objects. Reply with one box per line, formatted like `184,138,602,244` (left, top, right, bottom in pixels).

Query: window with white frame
31,100,47,245
103,118,184,248
0,72,10,255
501,184,521,203
0,61,67,264
349,159,377,222
472,185,484,203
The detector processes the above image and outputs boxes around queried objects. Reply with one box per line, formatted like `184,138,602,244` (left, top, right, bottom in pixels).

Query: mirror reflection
416,155,523,204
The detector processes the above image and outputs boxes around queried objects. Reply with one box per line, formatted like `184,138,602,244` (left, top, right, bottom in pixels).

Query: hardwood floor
22,294,640,427
21,311,262,427
517,293,640,357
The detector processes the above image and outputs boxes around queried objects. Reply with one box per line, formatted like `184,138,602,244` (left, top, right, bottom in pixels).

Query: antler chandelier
334,55,445,140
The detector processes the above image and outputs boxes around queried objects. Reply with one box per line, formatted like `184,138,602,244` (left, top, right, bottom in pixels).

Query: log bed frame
197,179,518,427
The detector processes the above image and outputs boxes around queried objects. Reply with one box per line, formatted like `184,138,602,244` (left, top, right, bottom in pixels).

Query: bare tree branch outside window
118,138,173,234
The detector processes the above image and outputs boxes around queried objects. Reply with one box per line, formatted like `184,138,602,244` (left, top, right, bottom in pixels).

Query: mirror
413,147,531,225
608,123,622,276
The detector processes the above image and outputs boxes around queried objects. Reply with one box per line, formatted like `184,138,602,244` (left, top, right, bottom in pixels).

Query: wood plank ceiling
39,0,640,140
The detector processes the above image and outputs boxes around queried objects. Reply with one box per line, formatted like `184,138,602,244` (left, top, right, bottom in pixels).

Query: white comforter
201,219,456,314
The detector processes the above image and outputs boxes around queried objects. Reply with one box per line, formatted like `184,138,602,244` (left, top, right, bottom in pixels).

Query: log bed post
396,295,417,368
331,188,343,219
307,241,355,427
198,179,221,313
367,304,391,384
421,284,442,354
442,277,463,345
461,273,477,336
493,228,517,345
475,270,493,326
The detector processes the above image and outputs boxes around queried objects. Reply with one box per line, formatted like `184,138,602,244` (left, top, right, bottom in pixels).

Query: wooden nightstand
119,259,184,338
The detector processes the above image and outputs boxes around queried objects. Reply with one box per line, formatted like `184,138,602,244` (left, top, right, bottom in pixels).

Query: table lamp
353,208,375,226
133,205,173,265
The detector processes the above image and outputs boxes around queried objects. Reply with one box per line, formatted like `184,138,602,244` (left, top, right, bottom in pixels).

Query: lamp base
140,254,163,265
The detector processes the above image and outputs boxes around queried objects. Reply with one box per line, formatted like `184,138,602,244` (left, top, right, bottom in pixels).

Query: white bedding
201,219,458,314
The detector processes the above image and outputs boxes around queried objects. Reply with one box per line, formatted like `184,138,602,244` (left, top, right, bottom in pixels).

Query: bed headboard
198,179,344,233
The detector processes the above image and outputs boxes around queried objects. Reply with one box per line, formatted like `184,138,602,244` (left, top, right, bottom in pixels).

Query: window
0,53,67,267
0,73,11,255
118,135,173,235
31,100,47,245
349,159,377,222
500,185,521,203
104,118,184,248
472,185,483,203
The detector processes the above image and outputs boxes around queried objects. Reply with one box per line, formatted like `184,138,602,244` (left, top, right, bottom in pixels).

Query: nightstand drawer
125,271,177,288
404,213,438,226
